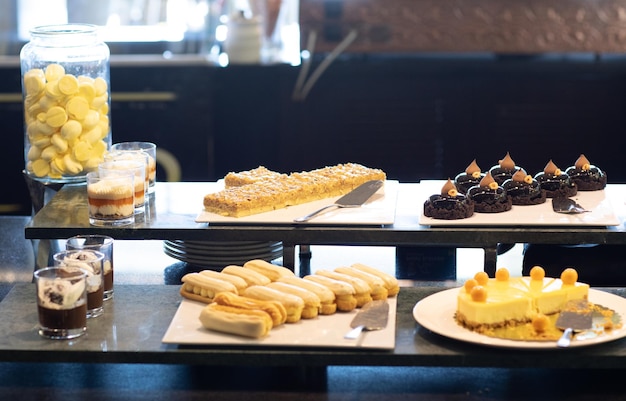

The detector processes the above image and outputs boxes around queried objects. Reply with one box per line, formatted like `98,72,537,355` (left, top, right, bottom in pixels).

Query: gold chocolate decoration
543,160,562,176
479,172,499,190
465,159,481,174
575,154,591,171
498,152,516,169
441,179,457,197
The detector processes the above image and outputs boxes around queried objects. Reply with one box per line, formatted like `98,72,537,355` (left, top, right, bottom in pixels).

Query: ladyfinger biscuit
351,263,400,296
222,265,271,286
303,275,357,312
243,259,295,282
199,303,273,338
213,291,287,326
180,273,238,303
315,270,373,307
266,281,321,319
276,275,337,315
243,285,305,323
199,270,248,294
334,266,389,300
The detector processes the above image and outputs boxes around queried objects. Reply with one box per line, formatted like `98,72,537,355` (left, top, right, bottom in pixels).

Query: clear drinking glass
34,266,87,340
53,249,105,318
86,171,134,226
66,235,114,300
110,142,157,193
99,159,146,211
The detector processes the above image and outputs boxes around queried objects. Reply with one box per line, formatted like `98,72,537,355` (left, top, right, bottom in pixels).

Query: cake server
556,300,622,347
344,299,389,340
552,197,590,214
556,299,593,347
293,180,384,223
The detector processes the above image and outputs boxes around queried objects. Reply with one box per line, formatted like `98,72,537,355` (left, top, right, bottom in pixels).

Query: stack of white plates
163,240,283,269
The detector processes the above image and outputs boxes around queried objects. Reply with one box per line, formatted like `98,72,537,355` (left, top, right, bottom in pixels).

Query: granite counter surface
2,284,626,369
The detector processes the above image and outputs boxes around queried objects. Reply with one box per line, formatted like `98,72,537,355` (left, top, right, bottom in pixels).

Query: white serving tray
162,297,396,350
418,180,620,227
196,180,399,226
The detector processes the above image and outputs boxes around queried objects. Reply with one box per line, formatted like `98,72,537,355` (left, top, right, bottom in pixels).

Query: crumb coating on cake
224,166,288,187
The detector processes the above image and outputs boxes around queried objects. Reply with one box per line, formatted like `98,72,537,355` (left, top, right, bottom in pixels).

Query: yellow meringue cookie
82,126,102,144
37,95,58,112
45,106,68,128
82,110,99,129
40,145,59,161
60,120,82,141
94,77,108,96
58,74,79,95
23,69,45,96
29,133,51,148
73,140,92,162
50,133,68,153
65,96,89,120
63,154,84,174
44,81,62,99
27,145,42,161
78,82,96,101
44,64,65,82
91,94,107,109
50,156,66,175
30,159,50,177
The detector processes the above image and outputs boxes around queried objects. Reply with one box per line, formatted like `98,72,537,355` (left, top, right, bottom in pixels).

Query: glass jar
20,24,112,183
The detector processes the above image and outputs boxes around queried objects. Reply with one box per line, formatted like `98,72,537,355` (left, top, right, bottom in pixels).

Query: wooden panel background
300,0,626,53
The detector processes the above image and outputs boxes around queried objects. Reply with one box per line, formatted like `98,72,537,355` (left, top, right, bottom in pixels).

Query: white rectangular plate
418,180,621,227
162,297,396,350
196,180,398,226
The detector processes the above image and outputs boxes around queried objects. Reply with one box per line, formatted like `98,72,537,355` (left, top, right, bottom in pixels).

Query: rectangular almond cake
204,163,386,217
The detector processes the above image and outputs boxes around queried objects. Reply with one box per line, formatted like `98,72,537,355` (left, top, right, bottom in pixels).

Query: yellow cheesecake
456,267,589,331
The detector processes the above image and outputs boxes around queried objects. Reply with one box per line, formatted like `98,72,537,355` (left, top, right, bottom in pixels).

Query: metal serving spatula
556,299,593,347
293,180,384,223
344,300,389,340
552,197,590,214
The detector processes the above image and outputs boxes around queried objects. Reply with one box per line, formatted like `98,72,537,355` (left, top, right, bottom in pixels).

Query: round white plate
413,288,626,349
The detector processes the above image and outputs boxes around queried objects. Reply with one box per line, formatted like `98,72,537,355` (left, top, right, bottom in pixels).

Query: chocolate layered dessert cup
66,235,114,301
467,172,513,213
54,250,105,318
534,160,578,198
35,267,87,340
488,152,520,185
502,168,546,205
454,159,485,194
565,154,607,191
424,179,474,220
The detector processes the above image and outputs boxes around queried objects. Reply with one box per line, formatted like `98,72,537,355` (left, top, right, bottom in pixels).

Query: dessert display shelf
25,182,626,274
25,182,626,273
3,284,626,369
